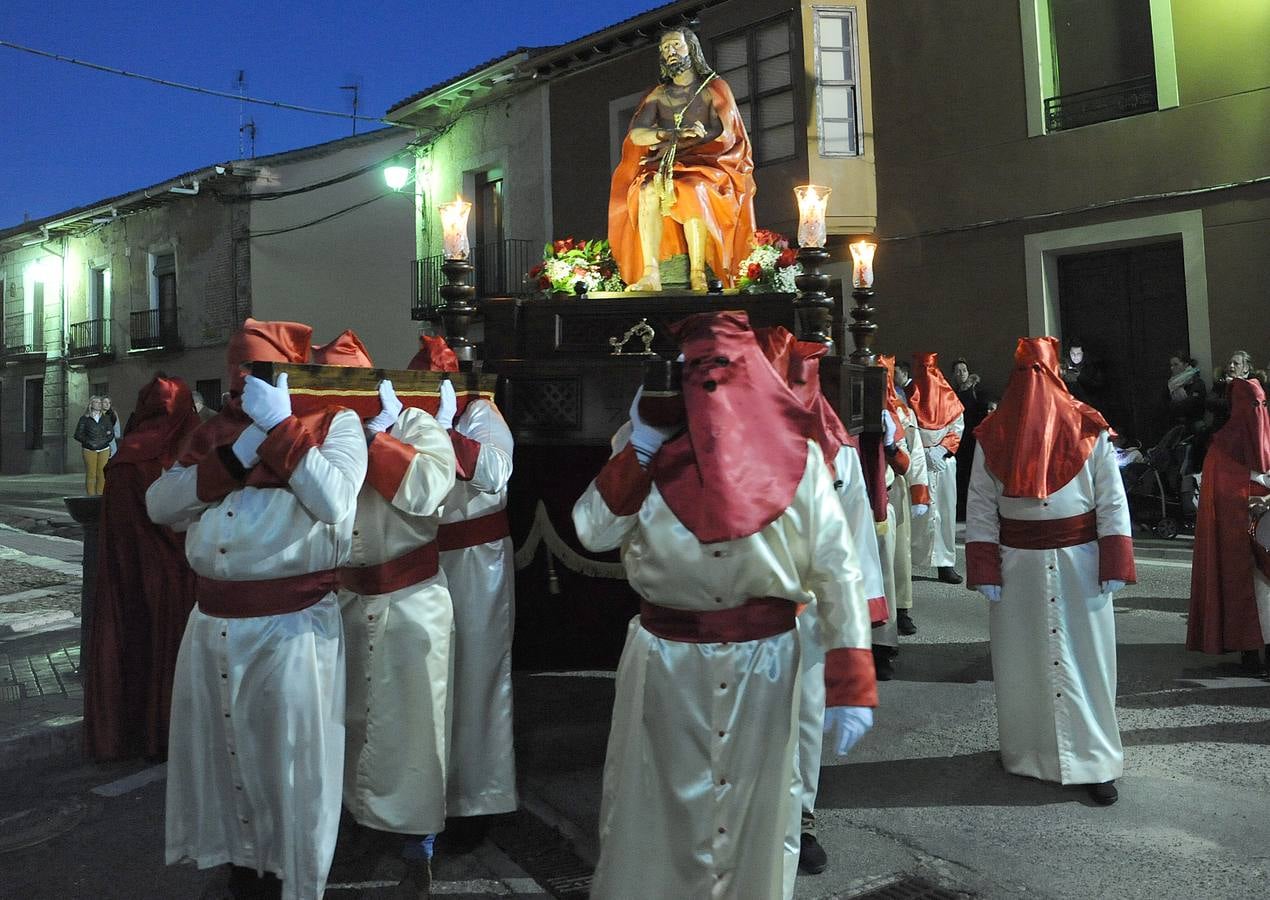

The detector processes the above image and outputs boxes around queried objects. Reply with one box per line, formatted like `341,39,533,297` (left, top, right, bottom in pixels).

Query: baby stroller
1121,425,1199,539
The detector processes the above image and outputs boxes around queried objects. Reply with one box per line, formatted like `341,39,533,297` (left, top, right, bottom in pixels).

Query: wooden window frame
712,13,802,167
813,6,864,158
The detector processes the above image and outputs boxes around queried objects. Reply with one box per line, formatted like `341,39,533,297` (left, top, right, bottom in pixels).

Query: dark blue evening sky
2,0,662,228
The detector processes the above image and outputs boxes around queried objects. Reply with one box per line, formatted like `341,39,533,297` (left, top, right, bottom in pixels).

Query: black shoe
897,610,917,635
798,832,828,874
937,566,964,585
1087,781,1118,805
1240,650,1265,676
872,647,894,681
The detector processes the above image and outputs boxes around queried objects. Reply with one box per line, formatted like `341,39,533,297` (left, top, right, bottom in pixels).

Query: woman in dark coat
84,376,201,761
950,358,994,519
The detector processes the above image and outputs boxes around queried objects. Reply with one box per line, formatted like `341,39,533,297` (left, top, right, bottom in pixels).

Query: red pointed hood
111,376,201,468
225,317,312,395
312,330,374,367
908,352,964,429
408,334,459,372
652,311,816,543
974,336,1109,498
1210,377,1270,472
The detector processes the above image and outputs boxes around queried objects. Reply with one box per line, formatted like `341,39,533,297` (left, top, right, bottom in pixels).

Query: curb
0,712,82,772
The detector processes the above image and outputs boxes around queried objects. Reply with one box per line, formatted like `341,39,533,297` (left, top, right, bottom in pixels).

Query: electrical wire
0,38,384,123
247,190,406,238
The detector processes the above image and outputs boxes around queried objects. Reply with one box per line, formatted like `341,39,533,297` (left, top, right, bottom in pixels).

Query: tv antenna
233,69,249,156
241,118,257,158
340,79,362,135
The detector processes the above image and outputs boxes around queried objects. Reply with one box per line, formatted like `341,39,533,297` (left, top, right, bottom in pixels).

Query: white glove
911,503,929,517
231,424,268,468
823,706,874,757
1251,472,1270,489
435,379,457,431
882,411,898,448
242,373,292,431
628,386,678,467
366,380,403,434
976,585,1002,602
1100,580,1126,594
926,446,948,472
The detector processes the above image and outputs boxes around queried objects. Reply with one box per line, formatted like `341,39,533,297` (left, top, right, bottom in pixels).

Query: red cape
608,77,757,288
85,376,201,761
1187,377,1270,654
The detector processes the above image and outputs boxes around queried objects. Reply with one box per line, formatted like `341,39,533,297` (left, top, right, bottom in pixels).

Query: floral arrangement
528,237,625,295
736,229,801,293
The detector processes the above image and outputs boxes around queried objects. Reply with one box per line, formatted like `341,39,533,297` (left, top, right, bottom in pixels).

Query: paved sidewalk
0,473,84,537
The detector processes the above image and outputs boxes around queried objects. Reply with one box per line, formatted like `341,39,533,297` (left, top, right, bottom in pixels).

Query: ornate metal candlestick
794,246,835,350
439,257,477,364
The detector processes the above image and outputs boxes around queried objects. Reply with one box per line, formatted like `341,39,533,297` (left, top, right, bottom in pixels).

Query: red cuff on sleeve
449,430,482,482
867,596,889,627
196,450,242,503
595,445,653,516
965,540,1002,587
910,483,932,507
824,647,878,708
887,448,910,476
939,433,961,454
257,416,316,481
1098,534,1137,584
366,432,417,501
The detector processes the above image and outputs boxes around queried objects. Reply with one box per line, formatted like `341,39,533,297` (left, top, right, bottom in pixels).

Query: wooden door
1057,239,1188,445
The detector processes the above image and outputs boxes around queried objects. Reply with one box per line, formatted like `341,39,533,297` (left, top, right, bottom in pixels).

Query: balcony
1045,74,1157,132
412,238,536,321
129,307,182,353
66,318,114,364
2,313,46,363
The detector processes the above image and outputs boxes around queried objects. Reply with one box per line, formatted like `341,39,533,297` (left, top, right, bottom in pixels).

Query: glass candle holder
439,195,472,260
849,239,877,289
794,184,831,248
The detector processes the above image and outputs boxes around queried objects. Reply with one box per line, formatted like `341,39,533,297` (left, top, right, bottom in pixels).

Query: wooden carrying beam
249,362,496,420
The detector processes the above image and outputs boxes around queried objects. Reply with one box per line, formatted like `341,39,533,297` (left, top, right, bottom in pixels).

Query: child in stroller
1117,425,1199,538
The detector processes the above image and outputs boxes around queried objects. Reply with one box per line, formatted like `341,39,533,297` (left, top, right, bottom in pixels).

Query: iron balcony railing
1044,74,1157,132
68,318,112,358
130,307,182,351
412,238,536,321
3,313,42,354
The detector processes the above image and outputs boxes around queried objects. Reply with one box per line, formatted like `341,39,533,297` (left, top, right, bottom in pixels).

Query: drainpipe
61,235,69,472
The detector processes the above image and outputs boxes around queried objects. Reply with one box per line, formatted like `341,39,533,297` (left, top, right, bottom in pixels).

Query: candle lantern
847,239,879,365
437,194,477,364
439,195,472,261
794,185,834,348
795,184,831,248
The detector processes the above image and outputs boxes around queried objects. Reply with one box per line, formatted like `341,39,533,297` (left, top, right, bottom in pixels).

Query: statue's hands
679,120,707,141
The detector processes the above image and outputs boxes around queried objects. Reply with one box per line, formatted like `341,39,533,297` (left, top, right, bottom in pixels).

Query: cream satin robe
439,399,518,817
341,407,456,833
966,432,1129,784
889,405,930,612
574,441,871,900
147,409,366,900
793,443,883,847
912,413,964,569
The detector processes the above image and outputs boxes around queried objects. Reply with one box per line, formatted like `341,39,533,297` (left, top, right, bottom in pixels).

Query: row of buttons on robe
218,627,249,826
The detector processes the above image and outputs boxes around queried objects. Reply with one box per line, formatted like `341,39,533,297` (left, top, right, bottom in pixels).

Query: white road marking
92,763,167,797
0,546,81,577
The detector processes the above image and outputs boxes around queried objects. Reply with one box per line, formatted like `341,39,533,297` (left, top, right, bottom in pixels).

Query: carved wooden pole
847,239,879,365
794,246,835,352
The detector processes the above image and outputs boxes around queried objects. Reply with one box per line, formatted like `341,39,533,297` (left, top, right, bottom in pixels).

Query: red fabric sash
998,511,1096,549
196,569,339,618
638,597,795,643
437,509,510,551
339,541,440,596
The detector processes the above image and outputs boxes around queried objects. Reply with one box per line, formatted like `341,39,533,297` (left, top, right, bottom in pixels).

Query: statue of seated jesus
607,27,757,293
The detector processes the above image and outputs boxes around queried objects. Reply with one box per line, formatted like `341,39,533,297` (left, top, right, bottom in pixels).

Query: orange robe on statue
608,78,757,288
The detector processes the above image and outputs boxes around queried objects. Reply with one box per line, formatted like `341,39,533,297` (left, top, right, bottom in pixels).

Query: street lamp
383,164,411,191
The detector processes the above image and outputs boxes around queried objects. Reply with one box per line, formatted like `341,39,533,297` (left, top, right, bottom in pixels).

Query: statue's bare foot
628,272,662,292
690,271,708,292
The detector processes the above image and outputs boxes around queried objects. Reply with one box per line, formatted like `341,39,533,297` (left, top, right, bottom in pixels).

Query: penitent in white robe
794,443,883,840
341,407,457,834
966,432,1130,785
888,404,930,612
147,409,366,900
573,440,872,900
439,399,518,817
912,414,963,569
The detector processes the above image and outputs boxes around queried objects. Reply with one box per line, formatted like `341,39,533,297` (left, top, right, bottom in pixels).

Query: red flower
752,228,789,250
746,262,763,279
553,236,576,254
538,276,551,289
528,262,544,277
777,248,798,268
